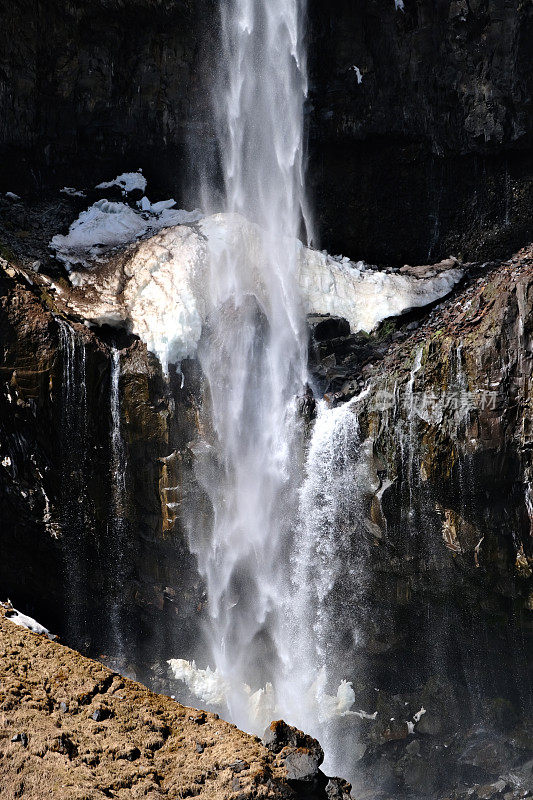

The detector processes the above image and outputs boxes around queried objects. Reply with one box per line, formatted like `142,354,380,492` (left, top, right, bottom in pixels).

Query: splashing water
176,393,372,773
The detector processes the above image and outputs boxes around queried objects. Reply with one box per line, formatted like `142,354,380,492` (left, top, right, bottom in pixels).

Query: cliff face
307,0,533,262
307,246,533,798
0,0,214,202
1,0,531,261
1,1,533,795
0,259,204,678
2,233,533,797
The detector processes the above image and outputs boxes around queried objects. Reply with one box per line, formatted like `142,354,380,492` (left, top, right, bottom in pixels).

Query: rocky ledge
0,610,349,800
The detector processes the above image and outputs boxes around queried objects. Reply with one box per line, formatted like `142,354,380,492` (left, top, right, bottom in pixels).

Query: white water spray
109,347,127,660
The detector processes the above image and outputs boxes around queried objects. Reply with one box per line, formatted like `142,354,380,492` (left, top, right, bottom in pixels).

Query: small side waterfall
58,319,89,646
108,347,128,662
285,397,370,773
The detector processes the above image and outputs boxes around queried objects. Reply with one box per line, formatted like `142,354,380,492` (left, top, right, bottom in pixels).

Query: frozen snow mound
3,604,56,640
58,212,462,372
299,246,462,333
95,171,147,195
50,196,204,270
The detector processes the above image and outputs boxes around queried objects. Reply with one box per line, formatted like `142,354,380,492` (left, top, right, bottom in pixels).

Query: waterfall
58,319,89,647
181,0,312,726
284,396,370,773
109,347,127,662
170,0,365,772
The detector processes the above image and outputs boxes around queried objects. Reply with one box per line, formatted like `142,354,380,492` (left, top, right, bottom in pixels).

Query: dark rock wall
0,0,214,202
0,264,203,678
307,0,533,262
305,251,533,796
0,0,531,261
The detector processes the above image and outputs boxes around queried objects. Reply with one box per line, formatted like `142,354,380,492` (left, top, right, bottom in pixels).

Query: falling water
108,348,127,661
172,0,366,772
58,319,89,646
182,0,312,724
285,396,370,773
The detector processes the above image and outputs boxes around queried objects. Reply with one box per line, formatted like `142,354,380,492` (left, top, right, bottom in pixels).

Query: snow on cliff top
50,198,203,270
56,211,463,373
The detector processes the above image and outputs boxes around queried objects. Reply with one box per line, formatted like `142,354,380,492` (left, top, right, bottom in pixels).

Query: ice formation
95,171,147,195
58,212,462,373
50,199,203,271
4,606,54,639
167,658,371,735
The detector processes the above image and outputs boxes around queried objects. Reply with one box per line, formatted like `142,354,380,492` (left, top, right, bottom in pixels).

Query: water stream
184,0,310,724
109,347,127,662
168,0,370,775
58,319,89,648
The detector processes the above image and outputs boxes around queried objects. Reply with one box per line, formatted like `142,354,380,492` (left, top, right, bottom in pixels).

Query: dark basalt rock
0,1,531,263
0,258,205,682
307,0,533,263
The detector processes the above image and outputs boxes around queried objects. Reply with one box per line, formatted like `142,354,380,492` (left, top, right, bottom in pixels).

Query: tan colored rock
0,612,301,799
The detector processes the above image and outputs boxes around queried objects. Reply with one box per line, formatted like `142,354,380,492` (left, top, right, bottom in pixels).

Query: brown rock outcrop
0,611,325,799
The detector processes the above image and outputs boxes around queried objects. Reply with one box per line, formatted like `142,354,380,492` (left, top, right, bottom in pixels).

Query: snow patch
59,212,462,373
50,199,204,271
299,246,462,334
4,192,20,201
351,65,363,84
4,606,55,639
395,0,405,10
61,187,86,198
168,657,370,734
96,171,147,195
50,200,149,269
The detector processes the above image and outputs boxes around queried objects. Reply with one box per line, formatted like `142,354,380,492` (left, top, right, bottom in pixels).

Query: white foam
168,658,361,734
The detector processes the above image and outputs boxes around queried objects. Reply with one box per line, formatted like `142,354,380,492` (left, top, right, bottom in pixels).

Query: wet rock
263,720,324,765
325,777,352,799
308,314,350,342
284,747,322,781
